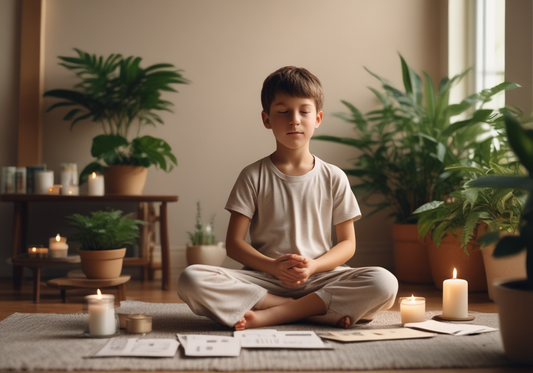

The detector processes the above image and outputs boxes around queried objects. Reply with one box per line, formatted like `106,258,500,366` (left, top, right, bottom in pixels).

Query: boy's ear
262,111,271,129
315,111,323,128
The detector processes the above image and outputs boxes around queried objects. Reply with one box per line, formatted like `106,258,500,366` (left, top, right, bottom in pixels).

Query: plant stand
47,269,130,302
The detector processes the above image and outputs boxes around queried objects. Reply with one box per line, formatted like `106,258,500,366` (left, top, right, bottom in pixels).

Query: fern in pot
186,201,225,267
68,209,146,279
44,49,190,195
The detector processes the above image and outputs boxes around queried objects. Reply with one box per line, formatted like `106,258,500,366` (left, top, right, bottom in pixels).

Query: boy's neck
270,147,315,176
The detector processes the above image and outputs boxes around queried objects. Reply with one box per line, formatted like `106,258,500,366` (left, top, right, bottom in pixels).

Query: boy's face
261,94,323,152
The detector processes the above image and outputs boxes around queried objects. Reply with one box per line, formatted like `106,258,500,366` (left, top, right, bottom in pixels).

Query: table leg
31,266,41,303
118,283,126,301
159,202,170,290
12,201,27,290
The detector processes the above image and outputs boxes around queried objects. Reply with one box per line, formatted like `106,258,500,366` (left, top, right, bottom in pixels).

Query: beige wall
2,0,448,277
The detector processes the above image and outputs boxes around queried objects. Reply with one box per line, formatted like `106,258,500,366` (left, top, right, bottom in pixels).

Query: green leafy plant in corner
313,53,520,224
67,209,146,250
43,49,190,185
470,113,533,288
188,201,217,245
413,161,526,253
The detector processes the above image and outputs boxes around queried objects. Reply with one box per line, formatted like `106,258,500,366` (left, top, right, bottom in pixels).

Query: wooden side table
10,254,81,303
47,270,131,302
0,194,178,290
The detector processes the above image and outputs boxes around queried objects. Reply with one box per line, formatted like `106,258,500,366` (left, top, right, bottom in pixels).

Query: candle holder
27,245,48,258
399,296,426,325
126,314,152,334
83,293,119,337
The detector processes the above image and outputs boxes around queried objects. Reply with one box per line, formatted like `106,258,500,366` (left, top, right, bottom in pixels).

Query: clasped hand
273,254,315,288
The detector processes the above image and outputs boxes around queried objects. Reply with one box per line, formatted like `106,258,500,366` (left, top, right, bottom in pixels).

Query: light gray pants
177,265,398,328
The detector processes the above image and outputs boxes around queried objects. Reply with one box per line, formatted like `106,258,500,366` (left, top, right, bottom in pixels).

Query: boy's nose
289,113,300,125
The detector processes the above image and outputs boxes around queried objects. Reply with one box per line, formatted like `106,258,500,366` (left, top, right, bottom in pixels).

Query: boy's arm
225,212,305,285
293,219,356,279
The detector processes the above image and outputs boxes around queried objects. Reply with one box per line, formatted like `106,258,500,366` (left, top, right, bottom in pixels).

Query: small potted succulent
44,49,190,195
470,113,533,365
67,209,146,279
186,201,225,266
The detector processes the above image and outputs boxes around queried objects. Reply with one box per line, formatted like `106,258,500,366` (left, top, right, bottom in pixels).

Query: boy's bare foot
338,316,351,328
254,293,294,310
235,310,259,330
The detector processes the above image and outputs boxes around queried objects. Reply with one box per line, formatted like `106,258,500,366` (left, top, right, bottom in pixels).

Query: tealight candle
27,246,48,258
443,268,468,319
67,185,79,195
48,185,62,195
88,172,105,196
49,234,68,258
86,289,116,336
400,295,425,325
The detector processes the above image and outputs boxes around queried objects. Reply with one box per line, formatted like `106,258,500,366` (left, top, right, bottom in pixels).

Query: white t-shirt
225,155,361,260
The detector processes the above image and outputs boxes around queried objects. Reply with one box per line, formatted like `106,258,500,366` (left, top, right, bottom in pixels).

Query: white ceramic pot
186,242,226,266
493,278,533,365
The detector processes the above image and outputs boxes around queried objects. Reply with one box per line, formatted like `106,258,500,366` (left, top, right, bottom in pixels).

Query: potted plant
313,53,519,283
470,113,533,365
186,201,226,267
414,161,526,293
44,49,190,195
67,209,146,279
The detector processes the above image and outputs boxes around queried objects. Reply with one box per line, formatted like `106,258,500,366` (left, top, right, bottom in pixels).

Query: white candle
443,268,468,319
35,171,54,195
60,163,78,195
49,234,68,258
67,185,79,195
88,172,105,196
86,290,116,336
400,295,425,325
48,185,62,195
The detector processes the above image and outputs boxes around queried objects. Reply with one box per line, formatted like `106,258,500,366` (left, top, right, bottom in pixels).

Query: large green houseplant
44,49,190,194
186,201,225,267
313,53,519,283
469,113,533,365
67,209,146,279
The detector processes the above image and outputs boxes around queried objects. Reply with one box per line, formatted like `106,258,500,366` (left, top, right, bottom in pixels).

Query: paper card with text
318,328,435,342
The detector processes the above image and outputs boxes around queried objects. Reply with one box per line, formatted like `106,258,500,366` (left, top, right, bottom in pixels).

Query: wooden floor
0,277,530,373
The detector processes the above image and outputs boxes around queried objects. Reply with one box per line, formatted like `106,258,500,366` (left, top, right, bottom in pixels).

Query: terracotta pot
494,279,533,365
426,228,487,292
391,224,433,284
104,166,148,195
186,243,226,266
78,248,126,279
478,224,526,301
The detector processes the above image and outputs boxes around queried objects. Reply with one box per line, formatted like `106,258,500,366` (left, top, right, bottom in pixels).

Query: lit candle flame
55,234,61,242
68,190,72,195
453,268,457,279
97,289,102,299
49,187,53,192
91,172,97,179
411,294,415,302
31,247,36,252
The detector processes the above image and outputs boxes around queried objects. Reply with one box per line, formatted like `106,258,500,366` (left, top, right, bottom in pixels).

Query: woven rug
0,301,510,371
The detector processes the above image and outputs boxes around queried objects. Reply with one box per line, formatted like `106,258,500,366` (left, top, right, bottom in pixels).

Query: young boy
178,66,398,330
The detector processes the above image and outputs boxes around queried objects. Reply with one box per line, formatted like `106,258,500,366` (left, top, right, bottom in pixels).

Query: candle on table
27,246,48,258
88,172,105,196
400,295,425,325
35,171,54,195
60,163,78,195
49,234,69,258
443,268,468,319
48,185,62,195
67,185,79,195
86,289,116,336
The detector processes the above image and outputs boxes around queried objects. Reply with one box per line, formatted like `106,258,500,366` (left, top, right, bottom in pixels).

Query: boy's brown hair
261,66,324,114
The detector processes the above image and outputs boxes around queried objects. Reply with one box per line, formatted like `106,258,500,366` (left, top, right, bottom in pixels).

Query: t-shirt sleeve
224,167,257,220
332,167,362,225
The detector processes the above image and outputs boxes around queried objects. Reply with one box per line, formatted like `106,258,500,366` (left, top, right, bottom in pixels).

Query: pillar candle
88,172,105,196
443,268,468,319
400,296,425,325
49,234,68,258
86,290,116,336
35,171,54,195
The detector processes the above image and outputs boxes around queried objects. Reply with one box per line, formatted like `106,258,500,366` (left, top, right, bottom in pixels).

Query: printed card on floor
177,334,241,357
234,330,330,349
94,338,180,357
405,320,498,335
317,328,435,343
